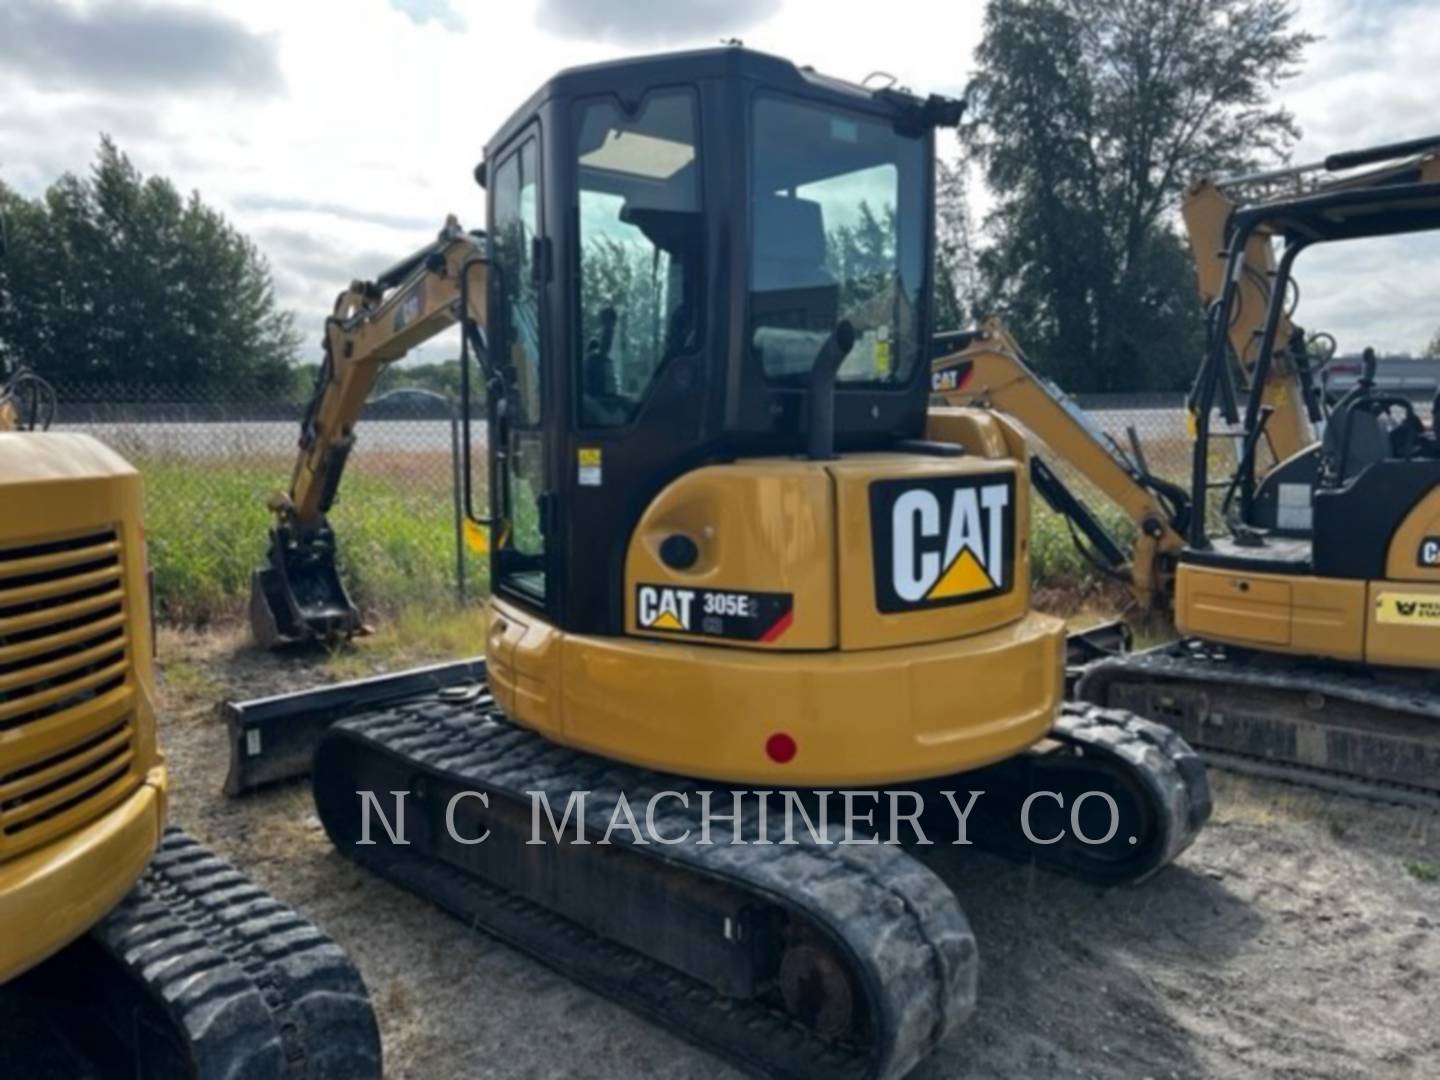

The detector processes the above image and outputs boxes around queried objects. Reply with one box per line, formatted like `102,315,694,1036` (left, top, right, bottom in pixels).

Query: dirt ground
23,622,1440,1079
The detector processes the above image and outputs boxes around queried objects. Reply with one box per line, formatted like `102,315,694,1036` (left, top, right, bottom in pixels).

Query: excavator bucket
250,526,364,648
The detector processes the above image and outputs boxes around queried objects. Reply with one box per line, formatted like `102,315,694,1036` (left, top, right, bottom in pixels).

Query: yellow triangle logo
650,611,685,630
927,548,995,599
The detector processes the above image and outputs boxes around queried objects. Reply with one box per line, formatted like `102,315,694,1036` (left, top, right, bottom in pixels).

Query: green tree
578,233,668,396
824,201,898,313
0,137,298,389
1425,327,1440,359
958,0,1314,392
934,148,978,332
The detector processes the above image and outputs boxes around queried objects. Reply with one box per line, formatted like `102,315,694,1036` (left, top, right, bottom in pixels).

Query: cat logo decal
870,473,1016,613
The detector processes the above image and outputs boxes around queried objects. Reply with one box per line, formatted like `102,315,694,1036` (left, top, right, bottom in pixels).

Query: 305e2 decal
869,472,1016,613
636,585,794,642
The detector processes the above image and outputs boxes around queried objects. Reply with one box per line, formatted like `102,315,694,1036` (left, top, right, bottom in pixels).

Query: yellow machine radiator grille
0,528,139,856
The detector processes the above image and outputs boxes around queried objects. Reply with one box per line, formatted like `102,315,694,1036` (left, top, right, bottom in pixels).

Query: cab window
574,89,703,428
491,136,547,602
493,139,542,427
749,95,926,386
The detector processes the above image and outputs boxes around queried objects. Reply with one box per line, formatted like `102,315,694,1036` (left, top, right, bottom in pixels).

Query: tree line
0,137,301,392
945,0,1317,392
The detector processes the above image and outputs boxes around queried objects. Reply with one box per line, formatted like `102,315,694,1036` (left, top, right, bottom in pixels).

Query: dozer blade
223,657,486,794
1,828,381,1079
251,525,364,648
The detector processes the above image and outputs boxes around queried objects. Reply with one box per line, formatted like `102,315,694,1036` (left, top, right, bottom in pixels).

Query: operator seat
1430,387,1440,448
1320,399,1389,485
1320,347,1388,485
752,196,837,321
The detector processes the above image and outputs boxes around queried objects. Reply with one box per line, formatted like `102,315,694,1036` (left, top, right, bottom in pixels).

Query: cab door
489,130,551,610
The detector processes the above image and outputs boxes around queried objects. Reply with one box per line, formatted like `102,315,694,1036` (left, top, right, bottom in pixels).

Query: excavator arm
931,320,1189,609
1181,180,1318,464
251,216,488,646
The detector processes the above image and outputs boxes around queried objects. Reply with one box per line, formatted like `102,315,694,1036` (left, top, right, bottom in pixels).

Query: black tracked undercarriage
2,829,381,1080
1080,641,1440,811
309,678,1208,1079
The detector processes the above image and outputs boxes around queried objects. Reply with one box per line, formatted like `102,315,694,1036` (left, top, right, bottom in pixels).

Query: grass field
134,439,1206,627
138,450,480,625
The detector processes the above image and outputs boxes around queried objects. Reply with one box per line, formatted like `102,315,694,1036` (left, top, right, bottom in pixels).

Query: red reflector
765,733,797,764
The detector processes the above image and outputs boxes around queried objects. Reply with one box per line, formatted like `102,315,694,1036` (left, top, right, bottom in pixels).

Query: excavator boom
250,217,487,646
1180,179,1318,464
931,320,1189,609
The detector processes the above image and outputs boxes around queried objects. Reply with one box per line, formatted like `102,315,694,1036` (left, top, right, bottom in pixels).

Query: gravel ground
9,624,1440,1079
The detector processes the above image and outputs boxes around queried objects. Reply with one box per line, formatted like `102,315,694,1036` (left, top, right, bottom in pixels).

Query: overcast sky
1,0,1436,365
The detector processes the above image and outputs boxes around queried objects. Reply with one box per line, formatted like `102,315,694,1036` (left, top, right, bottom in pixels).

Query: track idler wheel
779,939,857,1039
932,703,1210,885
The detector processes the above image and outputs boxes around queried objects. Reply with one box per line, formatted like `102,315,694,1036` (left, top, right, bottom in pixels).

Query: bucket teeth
250,526,363,648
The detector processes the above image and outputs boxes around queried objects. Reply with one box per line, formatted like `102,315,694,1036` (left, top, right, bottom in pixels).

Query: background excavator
231,46,1211,1080
931,136,1440,807
0,214,381,1078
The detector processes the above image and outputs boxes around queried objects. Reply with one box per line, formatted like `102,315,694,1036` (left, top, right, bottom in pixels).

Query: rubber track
1048,701,1212,879
318,697,979,1080
1078,644,1440,809
90,827,381,1079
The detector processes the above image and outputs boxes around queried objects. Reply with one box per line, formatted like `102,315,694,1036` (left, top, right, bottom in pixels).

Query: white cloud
0,0,282,96
533,0,781,45
0,0,1431,365
388,0,466,33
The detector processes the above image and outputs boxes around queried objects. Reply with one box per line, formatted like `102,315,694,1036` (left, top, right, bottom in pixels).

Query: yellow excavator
931,136,1440,806
0,216,381,1077
232,46,1211,1079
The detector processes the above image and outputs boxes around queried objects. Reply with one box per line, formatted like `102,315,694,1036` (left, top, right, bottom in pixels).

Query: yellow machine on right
935,134,1440,805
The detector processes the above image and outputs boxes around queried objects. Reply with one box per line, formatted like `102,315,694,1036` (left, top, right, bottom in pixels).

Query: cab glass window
491,136,546,602
749,95,926,385
493,138,542,427
575,89,702,428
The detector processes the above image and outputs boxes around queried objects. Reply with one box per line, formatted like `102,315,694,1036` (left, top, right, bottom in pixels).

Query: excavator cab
1181,136,1440,668
463,48,1071,783
474,48,954,631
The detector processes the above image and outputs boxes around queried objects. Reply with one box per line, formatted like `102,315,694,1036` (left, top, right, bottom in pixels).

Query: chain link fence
49,381,481,625
42,382,1435,622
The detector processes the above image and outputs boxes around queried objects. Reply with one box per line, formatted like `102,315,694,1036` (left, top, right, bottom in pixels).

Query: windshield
749,95,927,385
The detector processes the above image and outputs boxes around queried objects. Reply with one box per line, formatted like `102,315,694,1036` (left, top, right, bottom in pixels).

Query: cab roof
482,46,927,163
